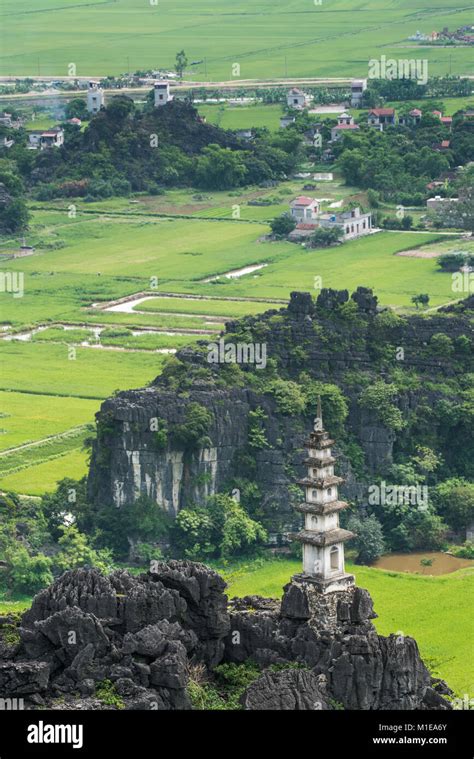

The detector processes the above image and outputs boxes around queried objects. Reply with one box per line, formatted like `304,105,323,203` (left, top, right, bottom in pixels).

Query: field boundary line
0,424,91,457
28,206,264,224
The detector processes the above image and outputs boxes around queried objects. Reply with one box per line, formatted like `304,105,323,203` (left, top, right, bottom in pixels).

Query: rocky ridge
0,563,452,711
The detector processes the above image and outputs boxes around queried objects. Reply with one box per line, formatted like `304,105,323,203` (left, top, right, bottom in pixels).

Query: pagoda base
292,571,355,595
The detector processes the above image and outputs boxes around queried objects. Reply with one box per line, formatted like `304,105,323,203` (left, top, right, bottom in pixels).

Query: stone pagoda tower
292,397,355,594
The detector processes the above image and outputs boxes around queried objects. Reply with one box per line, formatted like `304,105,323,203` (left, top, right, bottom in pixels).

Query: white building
318,206,372,240
287,87,310,109
28,128,64,150
337,111,354,126
292,398,355,594
350,79,367,108
86,81,105,114
290,196,321,223
289,199,372,241
154,81,172,107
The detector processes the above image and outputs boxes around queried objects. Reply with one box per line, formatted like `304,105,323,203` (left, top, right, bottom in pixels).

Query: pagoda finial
314,395,323,432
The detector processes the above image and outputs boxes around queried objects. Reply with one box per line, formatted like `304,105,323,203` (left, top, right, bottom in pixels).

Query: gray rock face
7,563,229,709
226,579,452,711
1,566,452,711
87,290,473,533
242,669,330,711
0,661,49,695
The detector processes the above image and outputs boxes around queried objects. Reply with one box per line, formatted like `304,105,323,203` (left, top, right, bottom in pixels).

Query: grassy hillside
1,0,472,78
218,557,474,697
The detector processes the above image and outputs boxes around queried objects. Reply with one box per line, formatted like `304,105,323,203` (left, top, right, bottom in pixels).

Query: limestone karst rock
241,669,330,710
87,290,473,536
0,563,452,710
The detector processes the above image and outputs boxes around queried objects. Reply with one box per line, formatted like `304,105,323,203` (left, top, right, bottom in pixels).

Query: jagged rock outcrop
241,669,330,710
87,290,473,532
0,565,452,710
5,563,231,710
225,580,452,711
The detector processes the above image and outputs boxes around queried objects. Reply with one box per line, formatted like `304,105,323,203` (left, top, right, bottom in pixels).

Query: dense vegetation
2,97,300,210
332,115,473,205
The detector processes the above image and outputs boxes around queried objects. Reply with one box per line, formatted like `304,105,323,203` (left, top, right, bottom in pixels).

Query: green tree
53,525,113,574
64,98,88,120
411,293,430,309
172,494,266,560
270,213,296,237
5,546,53,594
359,381,406,431
346,513,385,564
434,480,474,535
310,226,344,247
170,402,213,451
175,50,188,79
0,193,29,232
268,379,306,415
195,144,247,190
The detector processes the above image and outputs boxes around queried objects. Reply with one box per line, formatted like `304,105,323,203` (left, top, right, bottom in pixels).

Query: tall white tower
154,81,172,107
293,397,355,594
87,81,105,114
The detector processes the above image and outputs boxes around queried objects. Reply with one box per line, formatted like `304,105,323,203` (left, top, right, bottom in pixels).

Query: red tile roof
292,196,318,206
369,108,395,116
441,116,452,123
334,123,360,130
409,109,422,116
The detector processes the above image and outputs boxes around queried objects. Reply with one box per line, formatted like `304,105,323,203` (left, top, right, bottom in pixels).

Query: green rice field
1,0,472,79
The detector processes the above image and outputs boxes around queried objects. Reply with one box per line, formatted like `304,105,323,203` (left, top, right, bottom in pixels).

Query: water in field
374,552,473,576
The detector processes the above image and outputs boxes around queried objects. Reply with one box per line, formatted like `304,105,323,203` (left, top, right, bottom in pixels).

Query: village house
350,79,367,108
86,81,105,114
289,198,372,242
287,87,310,109
398,108,422,126
331,112,360,142
154,81,172,107
330,111,359,141
290,196,321,223
433,140,451,152
318,206,373,240
368,108,396,130
28,128,64,150
330,123,360,141
337,111,354,126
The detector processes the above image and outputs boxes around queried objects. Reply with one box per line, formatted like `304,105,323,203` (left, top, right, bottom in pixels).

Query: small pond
373,551,473,576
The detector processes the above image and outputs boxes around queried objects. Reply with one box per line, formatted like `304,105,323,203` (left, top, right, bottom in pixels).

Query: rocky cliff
87,288,473,534
0,564,452,710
